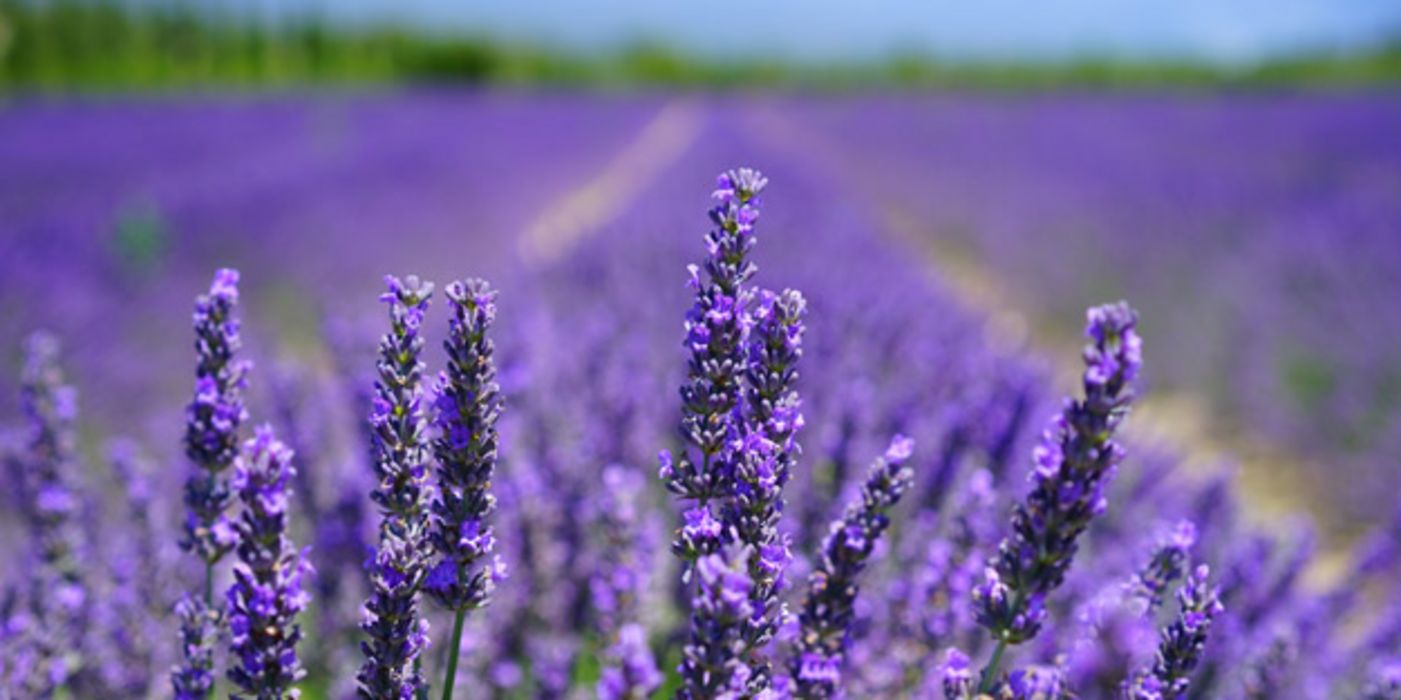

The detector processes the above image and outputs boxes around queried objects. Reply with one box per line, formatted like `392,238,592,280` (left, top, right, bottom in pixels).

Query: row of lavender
2,160,1398,699
783,95,1401,517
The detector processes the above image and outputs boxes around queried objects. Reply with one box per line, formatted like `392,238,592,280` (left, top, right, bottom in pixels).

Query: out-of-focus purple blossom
591,466,661,699
597,623,663,700
426,278,505,613
1124,565,1223,700
181,268,250,566
1361,660,1401,700
12,332,88,695
171,596,219,700
678,546,757,700
974,302,1141,652
358,275,434,700
226,426,311,698
1127,521,1197,614
791,436,915,698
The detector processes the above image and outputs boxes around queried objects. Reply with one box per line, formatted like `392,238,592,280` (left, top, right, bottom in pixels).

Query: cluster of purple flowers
2,163,1398,700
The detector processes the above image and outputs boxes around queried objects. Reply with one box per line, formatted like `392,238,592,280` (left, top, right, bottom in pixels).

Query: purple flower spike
425,279,503,614
728,287,806,676
593,467,661,699
358,275,435,700
975,302,1142,647
1124,565,1223,700
12,332,87,695
665,169,767,549
181,268,251,566
226,426,311,698
678,546,757,700
791,436,916,699
171,596,219,700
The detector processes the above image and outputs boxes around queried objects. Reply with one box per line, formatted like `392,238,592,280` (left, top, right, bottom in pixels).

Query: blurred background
2,1,1401,694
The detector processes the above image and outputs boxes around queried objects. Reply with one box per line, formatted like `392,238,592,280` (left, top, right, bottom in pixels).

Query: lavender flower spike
792,436,916,699
678,546,758,700
226,426,312,699
1123,565,1223,700
726,287,806,684
181,268,250,572
424,278,505,700
973,301,1141,689
358,275,435,700
171,596,219,700
593,467,661,700
15,332,87,693
662,168,767,565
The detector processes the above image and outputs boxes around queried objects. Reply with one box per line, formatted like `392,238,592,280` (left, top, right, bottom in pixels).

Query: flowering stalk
181,268,250,591
661,168,768,566
15,332,87,694
1123,565,1223,700
678,546,758,699
171,596,220,700
593,466,661,700
358,275,435,700
791,436,915,699
1127,521,1196,614
424,279,505,700
973,301,1142,692
226,426,312,699
730,288,806,675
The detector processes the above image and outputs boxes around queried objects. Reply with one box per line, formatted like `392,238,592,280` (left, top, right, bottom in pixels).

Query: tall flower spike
973,301,1141,689
424,278,505,700
1127,521,1196,614
792,436,916,699
181,268,250,568
662,168,767,565
15,331,87,694
1123,565,1223,700
728,288,806,679
358,275,435,700
593,466,662,700
226,426,311,699
171,596,219,700
678,546,758,700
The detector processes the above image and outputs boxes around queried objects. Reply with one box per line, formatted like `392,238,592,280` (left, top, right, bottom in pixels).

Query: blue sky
257,0,1401,63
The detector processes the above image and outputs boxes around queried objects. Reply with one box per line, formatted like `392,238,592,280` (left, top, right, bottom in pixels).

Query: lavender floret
358,275,434,700
791,436,915,698
425,278,505,613
226,426,312,699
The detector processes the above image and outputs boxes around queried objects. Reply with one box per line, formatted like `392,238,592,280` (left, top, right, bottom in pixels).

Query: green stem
441,608,468,700
977,638,1009,694
203,560,213,607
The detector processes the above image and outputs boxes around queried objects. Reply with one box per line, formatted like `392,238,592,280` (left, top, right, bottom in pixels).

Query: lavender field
1,92,1399,700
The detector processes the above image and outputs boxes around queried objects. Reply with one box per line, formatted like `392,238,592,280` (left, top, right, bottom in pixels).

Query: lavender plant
181,268,251,587
730,288,807,679
226,426,312,699
971,302,1142,691
10,332,88,695
592,466,662,700
424,278,505,700
1122,565,1223,700
678,546,759,699
791,435,915,698
358,275,435,700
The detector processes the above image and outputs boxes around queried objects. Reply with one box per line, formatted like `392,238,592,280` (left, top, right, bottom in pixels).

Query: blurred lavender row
0,94,1397,699
785,94,1401,517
